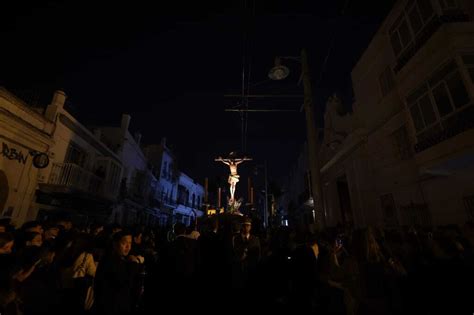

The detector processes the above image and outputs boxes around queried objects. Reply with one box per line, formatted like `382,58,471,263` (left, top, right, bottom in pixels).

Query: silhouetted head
174,222,187,236
113,231,132,257
0,232,14,254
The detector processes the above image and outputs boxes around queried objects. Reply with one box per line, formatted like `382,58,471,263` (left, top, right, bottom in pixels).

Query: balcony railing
48,163,109,197
164,198,177,207
414,105,474,153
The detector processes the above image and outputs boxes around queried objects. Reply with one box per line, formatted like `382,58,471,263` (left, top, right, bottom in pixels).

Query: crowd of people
0,214,473,315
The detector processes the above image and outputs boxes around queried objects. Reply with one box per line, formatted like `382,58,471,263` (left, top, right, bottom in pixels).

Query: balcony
414,105,474,153
414,109,474,174
164,198,177,208
157,196,177,209
48,163,117,199
174,202,204,218
393,13,470,74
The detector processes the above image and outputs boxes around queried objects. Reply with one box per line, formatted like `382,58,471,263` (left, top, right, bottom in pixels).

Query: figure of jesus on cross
215,152,252,204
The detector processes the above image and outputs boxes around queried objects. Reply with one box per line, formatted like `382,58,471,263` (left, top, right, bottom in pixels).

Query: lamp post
268,49,326,229
264,160,268,229
254,161,269,228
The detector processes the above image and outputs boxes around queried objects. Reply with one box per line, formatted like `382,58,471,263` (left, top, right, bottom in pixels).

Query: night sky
1,0,395,185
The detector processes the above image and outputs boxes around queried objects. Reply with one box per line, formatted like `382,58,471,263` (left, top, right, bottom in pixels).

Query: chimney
134,131,142,146
121,114,131,134
45,90,66,121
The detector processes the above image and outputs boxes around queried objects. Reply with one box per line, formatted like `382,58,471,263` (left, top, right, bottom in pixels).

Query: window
379,66,395,97
439,0,459,10
162,161,168,179
131,170,146,196
407,59,471,140
65,142,87,167
398,19,412,46
178,185,187,205
410,104,425,131
390,15,412,56
389,0,435,56
464,195,474,220
192,193,195,209
447,72,470,108
392,125,413,160
400,202,432,226
381,193,399,226
408,85,438,133
408,5,423,34
419,94,437,125
417,0,434,22
461,54,474,83
108,162,122,196
432,83,453,115
390,31,402,56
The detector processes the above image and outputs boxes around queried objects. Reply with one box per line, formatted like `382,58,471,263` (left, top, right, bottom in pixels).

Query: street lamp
268,57,290,80
268,49,326,229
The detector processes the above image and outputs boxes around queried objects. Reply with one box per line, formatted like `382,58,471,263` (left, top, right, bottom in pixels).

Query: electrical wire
238,0,256,154
243,0,256,154
315,0,351,87
240,0,248,153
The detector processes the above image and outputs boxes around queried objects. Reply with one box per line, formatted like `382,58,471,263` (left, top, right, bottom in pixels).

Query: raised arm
235,157,252,165
215,157,230,165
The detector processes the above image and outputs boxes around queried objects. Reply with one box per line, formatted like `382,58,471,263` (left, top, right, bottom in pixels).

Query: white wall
0,89,53,225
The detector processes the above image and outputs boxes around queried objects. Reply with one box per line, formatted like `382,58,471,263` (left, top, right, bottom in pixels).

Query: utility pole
301,49,326,229
264,160,268,228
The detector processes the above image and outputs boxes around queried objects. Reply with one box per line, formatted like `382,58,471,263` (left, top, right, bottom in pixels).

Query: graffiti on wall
2,142,28,164
1,142,49,168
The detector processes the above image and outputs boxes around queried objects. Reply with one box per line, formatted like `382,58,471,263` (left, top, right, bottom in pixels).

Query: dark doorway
336,175,353,227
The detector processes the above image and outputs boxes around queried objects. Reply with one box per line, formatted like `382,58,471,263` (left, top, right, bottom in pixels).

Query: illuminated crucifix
215,152,252,204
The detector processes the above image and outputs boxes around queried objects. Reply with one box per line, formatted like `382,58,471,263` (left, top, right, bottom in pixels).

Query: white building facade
97,114,158,226
0,88,54,226
320,0,474,228
33,91,122,225
175,172,204,226
143,139,178,226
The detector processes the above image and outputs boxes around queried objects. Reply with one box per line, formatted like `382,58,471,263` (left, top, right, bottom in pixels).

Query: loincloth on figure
228,174,240,184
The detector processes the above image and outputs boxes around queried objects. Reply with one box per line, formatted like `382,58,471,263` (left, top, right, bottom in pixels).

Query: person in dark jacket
199,216,225,291
159,222,199,312
232,217,261,294
94,231,142,315
166,222,199,283
290,232,322,313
